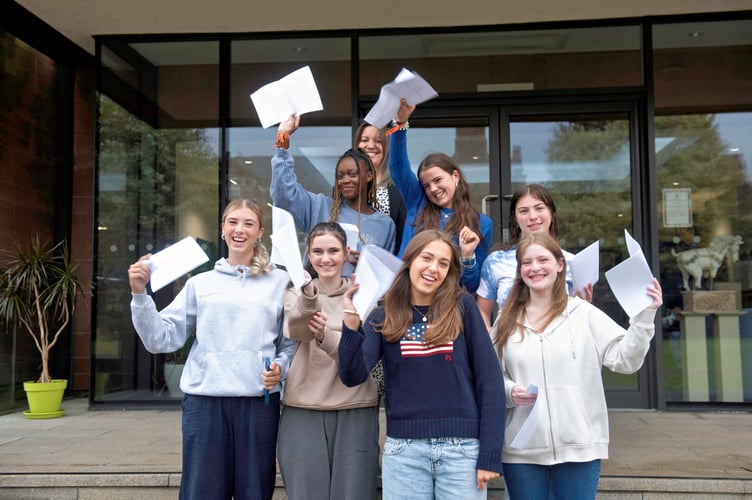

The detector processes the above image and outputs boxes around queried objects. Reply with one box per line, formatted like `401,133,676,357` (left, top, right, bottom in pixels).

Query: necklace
411,304,428,322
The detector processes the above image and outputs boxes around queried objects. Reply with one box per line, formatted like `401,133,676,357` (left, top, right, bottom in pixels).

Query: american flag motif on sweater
400,322,454,358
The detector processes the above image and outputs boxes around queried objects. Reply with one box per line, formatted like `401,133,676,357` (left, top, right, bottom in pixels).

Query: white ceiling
14,0,752,56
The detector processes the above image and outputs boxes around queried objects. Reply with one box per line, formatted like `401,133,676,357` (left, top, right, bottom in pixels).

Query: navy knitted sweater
338,292,505,473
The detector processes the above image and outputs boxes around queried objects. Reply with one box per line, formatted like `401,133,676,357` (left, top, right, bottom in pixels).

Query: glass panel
509,114,636,392
0,31,58,411
654,20,752,403
231,38,351,126
360,26,641,95
95,41,219,403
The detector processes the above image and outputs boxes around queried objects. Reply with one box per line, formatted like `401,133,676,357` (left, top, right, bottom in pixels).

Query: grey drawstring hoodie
130,258,294,397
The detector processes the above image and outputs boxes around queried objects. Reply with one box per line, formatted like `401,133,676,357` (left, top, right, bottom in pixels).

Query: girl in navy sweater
338,229,505,499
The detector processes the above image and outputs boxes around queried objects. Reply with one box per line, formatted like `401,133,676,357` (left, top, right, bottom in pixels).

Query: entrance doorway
376,96,652,408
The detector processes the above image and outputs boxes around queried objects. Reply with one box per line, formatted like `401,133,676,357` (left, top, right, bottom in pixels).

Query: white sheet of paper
338,223,360,251
624,229,643,258
605,253,654,318
364,68,439,128
269,206,305,288
144,237,210,292
352,244,404,321
510,385,541,449
249,66,323,128
570,240,599,296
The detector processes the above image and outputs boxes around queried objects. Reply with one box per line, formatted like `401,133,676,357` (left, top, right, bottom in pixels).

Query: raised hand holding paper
145,237,210,292
604,230,654,318
351,244,403,320
250,66,323,128
364,68,438,128
269,205,306,288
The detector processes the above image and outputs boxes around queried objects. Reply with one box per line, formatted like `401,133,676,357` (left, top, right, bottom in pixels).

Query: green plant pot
23,379,67,419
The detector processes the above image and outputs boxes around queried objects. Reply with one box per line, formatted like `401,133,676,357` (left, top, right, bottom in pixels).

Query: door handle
481,194,499,216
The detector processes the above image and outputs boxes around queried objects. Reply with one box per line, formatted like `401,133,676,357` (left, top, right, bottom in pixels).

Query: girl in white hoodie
493,233,662,500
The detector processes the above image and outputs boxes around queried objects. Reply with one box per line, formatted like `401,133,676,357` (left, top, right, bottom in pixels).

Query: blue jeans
381,436,487,500
502,460,601,500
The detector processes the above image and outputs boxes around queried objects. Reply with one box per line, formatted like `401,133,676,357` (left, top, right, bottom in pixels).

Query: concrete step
1,473,751,499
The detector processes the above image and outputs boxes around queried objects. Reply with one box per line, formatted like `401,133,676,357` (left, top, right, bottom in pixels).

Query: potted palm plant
0,235,87,419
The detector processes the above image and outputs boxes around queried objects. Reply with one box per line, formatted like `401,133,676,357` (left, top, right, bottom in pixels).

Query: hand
127,254,153,294
645,278,663,310
477,469,500,490
511,384,537,406
277,114,300,135
347,248,360,266
459,226,480,258
301,270,315,296
395,98,415,124
342,276,361,330
308,311,328,342
575,282,594,303
262,361,281,390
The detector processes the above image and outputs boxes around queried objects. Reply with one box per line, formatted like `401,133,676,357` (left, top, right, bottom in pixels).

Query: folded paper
364,68,438,128
250,66,323,128
352,244,404,320
269,205,305,288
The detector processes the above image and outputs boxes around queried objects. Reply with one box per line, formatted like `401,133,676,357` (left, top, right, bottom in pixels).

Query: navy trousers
180,393,280,500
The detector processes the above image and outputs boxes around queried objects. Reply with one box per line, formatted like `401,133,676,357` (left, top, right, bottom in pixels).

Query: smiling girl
388,101,492,293
278,221,379,500
338,229,505,499
271,114,396,275
493,233,662,500
128,199,294,500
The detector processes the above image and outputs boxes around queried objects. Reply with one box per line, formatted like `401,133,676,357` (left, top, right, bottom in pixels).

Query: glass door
503,101,650,408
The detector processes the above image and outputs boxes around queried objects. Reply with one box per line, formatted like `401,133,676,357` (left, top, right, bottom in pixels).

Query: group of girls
127,99,663,500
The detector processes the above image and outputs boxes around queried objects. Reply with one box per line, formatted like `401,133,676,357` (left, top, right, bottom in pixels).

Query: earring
455,182,459,187
254,239,261,247
221,234,225,240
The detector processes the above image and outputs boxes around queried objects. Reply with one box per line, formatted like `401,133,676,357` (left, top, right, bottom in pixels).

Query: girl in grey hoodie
128,198,294,500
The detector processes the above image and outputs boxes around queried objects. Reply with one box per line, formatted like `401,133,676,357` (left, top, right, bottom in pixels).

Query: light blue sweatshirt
270,147,396,276
130,258,294,397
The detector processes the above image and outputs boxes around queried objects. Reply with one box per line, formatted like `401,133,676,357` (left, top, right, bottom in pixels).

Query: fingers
396,98,416,123
261,362,281,390
477,469,499,490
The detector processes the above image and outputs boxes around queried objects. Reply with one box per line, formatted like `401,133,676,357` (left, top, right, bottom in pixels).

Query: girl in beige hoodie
278,221,379,500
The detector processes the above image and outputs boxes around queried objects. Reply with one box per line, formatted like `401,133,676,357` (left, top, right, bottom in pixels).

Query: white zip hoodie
130,258,295,397
501,296,656,465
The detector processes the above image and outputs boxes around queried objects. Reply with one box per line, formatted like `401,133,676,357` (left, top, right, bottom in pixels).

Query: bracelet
385,120,409,137
274,132,290,149
461,252,477,269
343,309,359,316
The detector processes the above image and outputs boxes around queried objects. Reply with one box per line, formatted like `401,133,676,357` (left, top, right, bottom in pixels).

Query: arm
337,279,382,386
270,148,330,232
462,294,505,475
460,215,492,293
283,282,319,342
129,280,195,355
476,296,496,332
596,279,662,374
388,129,425,214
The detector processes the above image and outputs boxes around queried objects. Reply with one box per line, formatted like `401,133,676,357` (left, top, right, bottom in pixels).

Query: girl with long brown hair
493,233,662,499
387,100,492,293
338,229,504,499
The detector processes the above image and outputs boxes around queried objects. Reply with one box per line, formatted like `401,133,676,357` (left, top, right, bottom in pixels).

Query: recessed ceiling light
244,160,253,164
688,31,704,38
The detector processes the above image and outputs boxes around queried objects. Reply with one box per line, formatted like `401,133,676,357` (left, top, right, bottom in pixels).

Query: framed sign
662,188,693,228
